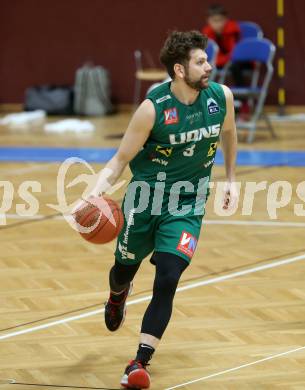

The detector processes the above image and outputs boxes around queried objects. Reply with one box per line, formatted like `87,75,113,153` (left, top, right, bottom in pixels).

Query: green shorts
114,184,206,265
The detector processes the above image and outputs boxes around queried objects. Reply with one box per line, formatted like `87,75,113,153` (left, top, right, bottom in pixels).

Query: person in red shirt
202,4,240,69
202,4,251,117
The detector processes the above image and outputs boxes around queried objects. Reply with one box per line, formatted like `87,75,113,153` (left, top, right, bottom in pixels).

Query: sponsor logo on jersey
176,231,198,258
207,142,217,157
156,145,173,157
164,107,179,124
169,124,220,144
186,111,203,123
151,157,168,166
207,98,220,115
204,158,215,168
156,94,171,104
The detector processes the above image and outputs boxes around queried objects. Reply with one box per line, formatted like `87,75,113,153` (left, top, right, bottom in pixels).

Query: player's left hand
222,181,239,210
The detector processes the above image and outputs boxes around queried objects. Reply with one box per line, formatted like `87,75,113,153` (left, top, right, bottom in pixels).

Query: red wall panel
0,0,304,104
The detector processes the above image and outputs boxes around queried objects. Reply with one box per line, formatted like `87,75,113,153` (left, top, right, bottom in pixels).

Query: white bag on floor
0,110,46,128
44,119,95,133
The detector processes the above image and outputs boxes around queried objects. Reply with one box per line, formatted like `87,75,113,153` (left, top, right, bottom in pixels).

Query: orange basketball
73,196,124,244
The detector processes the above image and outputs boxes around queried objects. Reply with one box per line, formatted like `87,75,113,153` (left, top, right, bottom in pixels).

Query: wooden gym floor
0,111,305,389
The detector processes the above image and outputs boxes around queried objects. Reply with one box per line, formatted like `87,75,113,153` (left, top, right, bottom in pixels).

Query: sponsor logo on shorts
164,107,179,125
207,98,220,115
118,242,135,260
156,95,171,104
176,231,198,258
119,208,136,260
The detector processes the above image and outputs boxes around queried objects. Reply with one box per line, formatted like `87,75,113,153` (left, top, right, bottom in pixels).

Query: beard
184,69,209,91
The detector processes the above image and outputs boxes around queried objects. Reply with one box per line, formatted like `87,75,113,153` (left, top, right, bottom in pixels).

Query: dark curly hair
207,4,228,17
160,31,208,79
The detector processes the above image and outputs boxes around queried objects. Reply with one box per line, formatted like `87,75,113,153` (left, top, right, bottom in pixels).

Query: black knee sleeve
109,258,140,292
154,269,180,297
141,252,188,339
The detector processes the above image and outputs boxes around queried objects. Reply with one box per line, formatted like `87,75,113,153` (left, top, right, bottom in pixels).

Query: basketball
73,196,124,244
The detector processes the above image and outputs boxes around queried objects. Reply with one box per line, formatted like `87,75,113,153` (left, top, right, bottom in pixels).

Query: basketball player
86,31,237,389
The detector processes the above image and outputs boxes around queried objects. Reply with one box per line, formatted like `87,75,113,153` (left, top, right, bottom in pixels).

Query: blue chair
205,39,219,80
216,23,263,82
239,21,263,40
220,38,276,142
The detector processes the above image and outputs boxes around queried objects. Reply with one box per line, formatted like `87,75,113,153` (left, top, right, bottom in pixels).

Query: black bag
24,85,74,115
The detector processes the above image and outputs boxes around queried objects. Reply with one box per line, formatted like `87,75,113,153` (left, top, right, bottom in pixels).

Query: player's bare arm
220,84,238,209
90,99,155,196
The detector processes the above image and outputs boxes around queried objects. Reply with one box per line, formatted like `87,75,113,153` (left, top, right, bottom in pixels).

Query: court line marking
2,214,305,228
204,220,305,227
0,163,52,176
0,252,305,341
165,345,305,389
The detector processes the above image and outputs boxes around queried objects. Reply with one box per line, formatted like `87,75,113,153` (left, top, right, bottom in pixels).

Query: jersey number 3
183,144,196,157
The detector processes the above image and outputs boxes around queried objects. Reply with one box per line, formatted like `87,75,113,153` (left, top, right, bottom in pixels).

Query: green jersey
129,81,226,195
